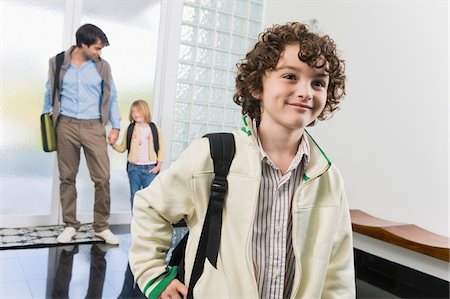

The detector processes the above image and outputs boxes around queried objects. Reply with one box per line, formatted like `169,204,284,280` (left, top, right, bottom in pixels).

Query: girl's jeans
127,163,157,208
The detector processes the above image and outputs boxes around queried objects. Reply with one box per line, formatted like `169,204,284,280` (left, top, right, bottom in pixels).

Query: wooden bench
350,209,450,262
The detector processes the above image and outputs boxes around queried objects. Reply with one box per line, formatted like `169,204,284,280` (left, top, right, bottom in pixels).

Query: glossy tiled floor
0,227,141,299
1,225,412,299
0,225,190,299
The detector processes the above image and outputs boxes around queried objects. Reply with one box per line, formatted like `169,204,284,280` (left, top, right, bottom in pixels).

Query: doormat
0,223,103,250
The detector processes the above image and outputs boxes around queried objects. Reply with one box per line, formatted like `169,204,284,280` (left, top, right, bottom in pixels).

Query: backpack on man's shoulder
169,133,235,299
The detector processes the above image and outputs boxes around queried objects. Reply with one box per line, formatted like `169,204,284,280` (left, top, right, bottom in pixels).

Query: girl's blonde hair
129,100,151,123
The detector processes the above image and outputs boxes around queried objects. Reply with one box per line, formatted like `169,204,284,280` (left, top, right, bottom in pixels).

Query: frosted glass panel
1,1,65,216
234,1,249,16
180,44,195,61
217,12,232,28
217,0,233,12
191,104,208,123
174,102,191,121
214,52,229,68
192,85,209,102
176,83,193,101
232,34,247,52
215,31,231,49
250,2,263,19
181,25,197,42
173,122,189,140
80,0,161,214
198,28,215,46
183,5,198,23
170,0,263,161
178,63,194,80
199,8,215,26
196,47,214,64
233,17,248,35
194,66,211,82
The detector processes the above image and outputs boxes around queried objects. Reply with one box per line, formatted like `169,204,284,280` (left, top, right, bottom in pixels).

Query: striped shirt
251,120,310,299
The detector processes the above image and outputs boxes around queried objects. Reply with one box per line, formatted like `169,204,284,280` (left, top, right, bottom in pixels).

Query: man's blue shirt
43,60,120,128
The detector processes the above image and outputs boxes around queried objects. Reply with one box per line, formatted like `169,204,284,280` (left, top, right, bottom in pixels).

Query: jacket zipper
246,153,262,296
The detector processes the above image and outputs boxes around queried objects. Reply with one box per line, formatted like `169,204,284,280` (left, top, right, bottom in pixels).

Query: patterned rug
0,223,103,250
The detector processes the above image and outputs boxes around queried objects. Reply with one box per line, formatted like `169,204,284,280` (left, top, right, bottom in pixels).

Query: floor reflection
51,244,110,299
1,231,135,298
0,227,188,299
117,263,145,299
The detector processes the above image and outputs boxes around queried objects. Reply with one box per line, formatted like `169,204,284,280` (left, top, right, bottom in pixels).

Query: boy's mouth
288,103,312,110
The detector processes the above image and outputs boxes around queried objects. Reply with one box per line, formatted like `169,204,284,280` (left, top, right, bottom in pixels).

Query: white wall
263,0,449,237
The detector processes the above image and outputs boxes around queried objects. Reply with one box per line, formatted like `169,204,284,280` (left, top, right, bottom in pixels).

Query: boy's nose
296,82,313,101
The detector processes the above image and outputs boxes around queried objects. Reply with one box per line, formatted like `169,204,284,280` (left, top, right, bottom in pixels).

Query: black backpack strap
52,51,65,107
187,133,235,299
149,122,159,156
125,123,136,170
126,122,136,153
204,133,235,267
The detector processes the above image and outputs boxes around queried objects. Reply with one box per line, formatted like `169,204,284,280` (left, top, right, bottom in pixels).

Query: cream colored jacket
130,118,355,299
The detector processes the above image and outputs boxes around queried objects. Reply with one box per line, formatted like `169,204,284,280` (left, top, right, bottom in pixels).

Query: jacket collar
238,115,331,181
61,46,76,71
303,131,331,181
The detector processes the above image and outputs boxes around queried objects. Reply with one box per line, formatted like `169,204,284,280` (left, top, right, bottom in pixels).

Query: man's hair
129,99,151,123
75,24,109,48
233,22,346,125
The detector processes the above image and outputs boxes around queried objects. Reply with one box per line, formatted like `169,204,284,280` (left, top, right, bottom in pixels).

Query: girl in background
112,99,164,207
112,99,164,298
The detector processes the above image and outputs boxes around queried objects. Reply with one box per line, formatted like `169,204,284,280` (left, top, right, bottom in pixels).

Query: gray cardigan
47,46,113,126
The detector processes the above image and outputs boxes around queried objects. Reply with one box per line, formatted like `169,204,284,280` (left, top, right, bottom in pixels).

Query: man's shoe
95,229,119,245
57,227,77,243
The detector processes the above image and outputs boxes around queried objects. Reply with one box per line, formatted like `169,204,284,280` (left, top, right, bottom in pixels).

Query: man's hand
108,128,120,145
158,279,187,299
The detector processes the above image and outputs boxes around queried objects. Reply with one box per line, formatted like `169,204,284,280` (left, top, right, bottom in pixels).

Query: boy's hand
158,279,187,299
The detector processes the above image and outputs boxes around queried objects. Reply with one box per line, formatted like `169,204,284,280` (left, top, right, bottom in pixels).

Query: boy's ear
250,88,262,100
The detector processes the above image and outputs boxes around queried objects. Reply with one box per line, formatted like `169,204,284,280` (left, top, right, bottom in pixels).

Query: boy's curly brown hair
233,22,346,125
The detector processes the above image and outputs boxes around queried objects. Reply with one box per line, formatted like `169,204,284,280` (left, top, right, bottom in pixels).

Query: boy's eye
313,80,326,88
283,74,296,80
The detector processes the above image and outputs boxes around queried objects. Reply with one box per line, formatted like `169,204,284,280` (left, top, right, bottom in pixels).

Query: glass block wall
171,0,263,161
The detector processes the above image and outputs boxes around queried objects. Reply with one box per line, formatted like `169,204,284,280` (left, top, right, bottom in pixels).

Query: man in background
42,23,121,245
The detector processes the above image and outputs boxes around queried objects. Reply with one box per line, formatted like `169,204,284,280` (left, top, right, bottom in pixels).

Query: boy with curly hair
130,22,355,299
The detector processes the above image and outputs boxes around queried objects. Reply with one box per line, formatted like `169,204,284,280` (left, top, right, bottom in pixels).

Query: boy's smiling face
258,44,329,132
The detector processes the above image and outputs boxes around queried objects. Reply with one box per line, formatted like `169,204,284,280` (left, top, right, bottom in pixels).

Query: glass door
78,0,161,225
0,0,161,228
1,0,66,227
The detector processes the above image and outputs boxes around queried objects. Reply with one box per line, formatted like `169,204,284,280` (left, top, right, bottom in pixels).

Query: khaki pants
56,115,110,232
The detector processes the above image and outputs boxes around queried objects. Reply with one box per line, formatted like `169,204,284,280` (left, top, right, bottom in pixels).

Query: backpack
169,133,236,299
126,122,159,154
125,122,159,170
